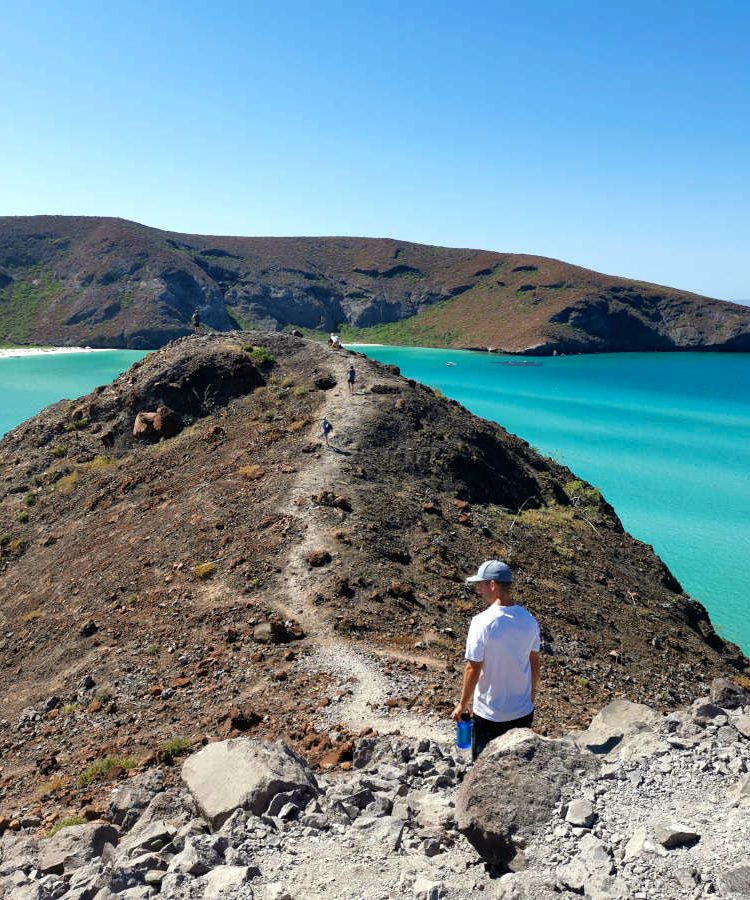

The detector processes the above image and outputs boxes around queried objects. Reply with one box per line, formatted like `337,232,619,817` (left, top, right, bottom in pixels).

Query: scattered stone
305,549,332,567
412,876,444,899
651,822,700,849
565,798,595,828
38,822,119,875
182,738,318,828
711,678,750,710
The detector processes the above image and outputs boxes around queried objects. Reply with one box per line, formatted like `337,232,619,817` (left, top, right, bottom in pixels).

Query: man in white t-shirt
452,560,540,760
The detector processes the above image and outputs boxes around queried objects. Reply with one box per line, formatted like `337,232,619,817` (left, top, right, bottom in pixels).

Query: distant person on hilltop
347,364,356,395
452,560,540,760
192,308,201,334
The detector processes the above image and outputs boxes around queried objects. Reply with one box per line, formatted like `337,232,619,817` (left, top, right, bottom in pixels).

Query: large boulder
569,698,660,756
711,677,750,710
455,729,597,865
181,739,318,829
38,822,118,875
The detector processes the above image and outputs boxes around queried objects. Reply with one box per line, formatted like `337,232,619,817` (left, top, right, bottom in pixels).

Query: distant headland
1,215,749,354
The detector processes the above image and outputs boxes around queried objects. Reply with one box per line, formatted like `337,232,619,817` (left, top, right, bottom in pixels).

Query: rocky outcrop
3,678,750,898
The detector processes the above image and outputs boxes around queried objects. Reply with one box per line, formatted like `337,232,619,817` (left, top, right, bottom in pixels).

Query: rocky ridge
2,677,750,898
1,332,747,829
1,216,749,353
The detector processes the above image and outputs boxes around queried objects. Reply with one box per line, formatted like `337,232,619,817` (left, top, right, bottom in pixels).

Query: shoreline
0,346,115,360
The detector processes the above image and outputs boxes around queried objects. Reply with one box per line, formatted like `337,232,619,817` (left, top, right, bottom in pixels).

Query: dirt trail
276,351,451,742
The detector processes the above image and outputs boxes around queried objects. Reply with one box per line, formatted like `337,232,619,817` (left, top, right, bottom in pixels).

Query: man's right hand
451,702,470,721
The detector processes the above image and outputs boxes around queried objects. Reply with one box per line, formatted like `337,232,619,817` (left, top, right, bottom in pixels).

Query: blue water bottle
456,713,473,750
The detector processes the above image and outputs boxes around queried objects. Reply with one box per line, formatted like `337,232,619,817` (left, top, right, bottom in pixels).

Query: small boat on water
490,361,544,367
445,361,457,366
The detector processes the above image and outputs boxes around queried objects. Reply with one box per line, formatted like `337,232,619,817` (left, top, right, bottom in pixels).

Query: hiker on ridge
321,415,333,447
192,308,201,334
347,364,356,395
452,560,540,760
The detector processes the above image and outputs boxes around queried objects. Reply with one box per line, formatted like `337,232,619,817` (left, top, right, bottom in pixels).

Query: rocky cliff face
1,216,749,353
0,333,746,832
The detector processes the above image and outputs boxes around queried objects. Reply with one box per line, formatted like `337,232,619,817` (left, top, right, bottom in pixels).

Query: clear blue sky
2,0,748,300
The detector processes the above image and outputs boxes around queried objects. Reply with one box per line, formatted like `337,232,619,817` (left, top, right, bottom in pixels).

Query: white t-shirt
465,603,540,722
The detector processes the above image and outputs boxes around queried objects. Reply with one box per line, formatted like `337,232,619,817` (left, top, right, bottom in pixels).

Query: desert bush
46,815,86,837
77,755,136,787
191,562,217,579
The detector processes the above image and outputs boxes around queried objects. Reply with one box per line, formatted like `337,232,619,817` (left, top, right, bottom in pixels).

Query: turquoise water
351,347,750,654
0,351,147,437
1,347,749,654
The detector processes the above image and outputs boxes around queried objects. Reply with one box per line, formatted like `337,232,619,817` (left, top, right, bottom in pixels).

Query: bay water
1,347,749,654
351,347,750,655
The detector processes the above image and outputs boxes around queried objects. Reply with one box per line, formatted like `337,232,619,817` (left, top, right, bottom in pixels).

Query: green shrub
564,479,602,506
63,418,89,432
77,755,136,787
144,642,159,656
51,444,68,458
244,345,274,367
18,510,29,523
192,562,217,579
46,815,87,838
160,737,193,763
57,472,79,495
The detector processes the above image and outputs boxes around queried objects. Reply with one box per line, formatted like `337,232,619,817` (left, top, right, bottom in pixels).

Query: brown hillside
0,333,746,824
1,216,749,353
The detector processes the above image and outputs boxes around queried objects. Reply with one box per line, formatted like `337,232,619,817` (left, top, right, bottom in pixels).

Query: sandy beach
0,346,113,360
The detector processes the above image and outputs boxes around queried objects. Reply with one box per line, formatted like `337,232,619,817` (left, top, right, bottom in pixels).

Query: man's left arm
529,651,540,705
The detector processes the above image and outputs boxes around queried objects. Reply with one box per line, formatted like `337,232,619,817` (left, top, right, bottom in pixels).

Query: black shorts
471,710,534,761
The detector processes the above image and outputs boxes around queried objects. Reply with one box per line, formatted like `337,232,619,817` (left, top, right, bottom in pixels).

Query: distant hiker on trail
321,415,333,447
328,333,341,350
452,560,540,761
347,364,356,395
192,308,201,334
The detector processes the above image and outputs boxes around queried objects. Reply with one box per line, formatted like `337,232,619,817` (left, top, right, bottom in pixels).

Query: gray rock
735,715,750,739
456,729,597,865
557,857,589,893
38,823,118,875
717,724,740,744
565,798,595,828
728,774,750,805
128,789,194,836
711,677,749,710
623,827,668,860
67,863,108,900
106,770,165,831
652,822,700,849
173,818,210,852
722,864,750,897
167,835,225,875
197,865,255,898
570,698,660,756
412,876,444,900
117,821,176,858
352,815,405,850
182,738,318,828
584,874,630,899
692,700,726,721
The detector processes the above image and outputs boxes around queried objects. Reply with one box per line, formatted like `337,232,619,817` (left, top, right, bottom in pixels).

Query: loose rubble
2,677,750,899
